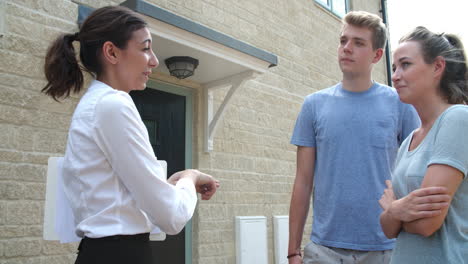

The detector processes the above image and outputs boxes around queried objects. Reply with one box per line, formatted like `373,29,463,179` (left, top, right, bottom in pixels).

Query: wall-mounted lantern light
164,56,199,79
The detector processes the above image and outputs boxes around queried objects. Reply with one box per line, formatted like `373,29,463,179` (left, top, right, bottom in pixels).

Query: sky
386,0,468,52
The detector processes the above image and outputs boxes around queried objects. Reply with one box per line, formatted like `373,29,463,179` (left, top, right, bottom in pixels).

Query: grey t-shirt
392,105,468,263
291,82,420,250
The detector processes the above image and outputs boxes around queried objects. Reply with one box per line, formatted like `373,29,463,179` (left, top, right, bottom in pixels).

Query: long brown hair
42,6,147,101
400,26,468,104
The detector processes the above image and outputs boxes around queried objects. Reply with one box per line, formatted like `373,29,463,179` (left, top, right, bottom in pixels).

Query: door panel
130,87,186,264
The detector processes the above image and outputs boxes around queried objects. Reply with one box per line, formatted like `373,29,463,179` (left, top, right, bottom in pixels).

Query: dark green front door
130,86,186,264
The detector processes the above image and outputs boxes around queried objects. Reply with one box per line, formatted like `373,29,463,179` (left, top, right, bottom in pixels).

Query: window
315,0,348,18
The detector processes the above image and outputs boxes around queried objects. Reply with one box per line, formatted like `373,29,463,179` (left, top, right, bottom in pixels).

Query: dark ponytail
42,33,83,101
42,6,147,101
399,27,468,104
442,34,468,104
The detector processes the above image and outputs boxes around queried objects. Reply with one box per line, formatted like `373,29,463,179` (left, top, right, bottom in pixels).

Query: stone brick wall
0,1,82,263
0,0,388,263
188,1,388,263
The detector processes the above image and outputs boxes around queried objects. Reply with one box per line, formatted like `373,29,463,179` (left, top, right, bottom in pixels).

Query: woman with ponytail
379,26,468,263
43,6,219,264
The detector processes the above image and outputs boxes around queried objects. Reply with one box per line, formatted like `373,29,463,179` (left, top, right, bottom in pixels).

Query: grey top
391,105,468,264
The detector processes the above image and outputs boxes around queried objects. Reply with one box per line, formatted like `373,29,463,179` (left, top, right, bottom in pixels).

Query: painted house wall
0,0,388,263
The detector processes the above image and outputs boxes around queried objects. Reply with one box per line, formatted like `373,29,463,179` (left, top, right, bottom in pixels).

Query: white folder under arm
43,157,167,243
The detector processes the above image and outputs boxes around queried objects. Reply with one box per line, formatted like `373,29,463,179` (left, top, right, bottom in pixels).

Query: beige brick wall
0,0,388,263
188,1,388,263
0,0,82,262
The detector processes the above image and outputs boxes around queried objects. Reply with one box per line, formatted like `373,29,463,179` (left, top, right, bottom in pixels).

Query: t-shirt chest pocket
405,151,433,192
371,118,397,149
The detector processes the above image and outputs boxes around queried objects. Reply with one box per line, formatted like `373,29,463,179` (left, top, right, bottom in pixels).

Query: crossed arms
289,146,464,264
379,164,463,238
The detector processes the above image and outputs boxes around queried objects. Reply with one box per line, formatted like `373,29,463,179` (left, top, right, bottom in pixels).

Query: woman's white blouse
62,80,197,238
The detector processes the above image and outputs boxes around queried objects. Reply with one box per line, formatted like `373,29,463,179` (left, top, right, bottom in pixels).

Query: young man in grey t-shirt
287,11,419,264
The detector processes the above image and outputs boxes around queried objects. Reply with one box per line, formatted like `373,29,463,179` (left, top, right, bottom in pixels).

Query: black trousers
75,233,153,264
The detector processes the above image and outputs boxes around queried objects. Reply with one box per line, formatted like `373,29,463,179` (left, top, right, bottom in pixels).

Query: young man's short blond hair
343,11,387,50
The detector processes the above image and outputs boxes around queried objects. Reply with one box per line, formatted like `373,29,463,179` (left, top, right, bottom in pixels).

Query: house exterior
0,0,391,263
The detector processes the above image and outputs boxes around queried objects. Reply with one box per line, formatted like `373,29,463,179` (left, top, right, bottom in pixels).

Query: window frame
315,0,349,18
